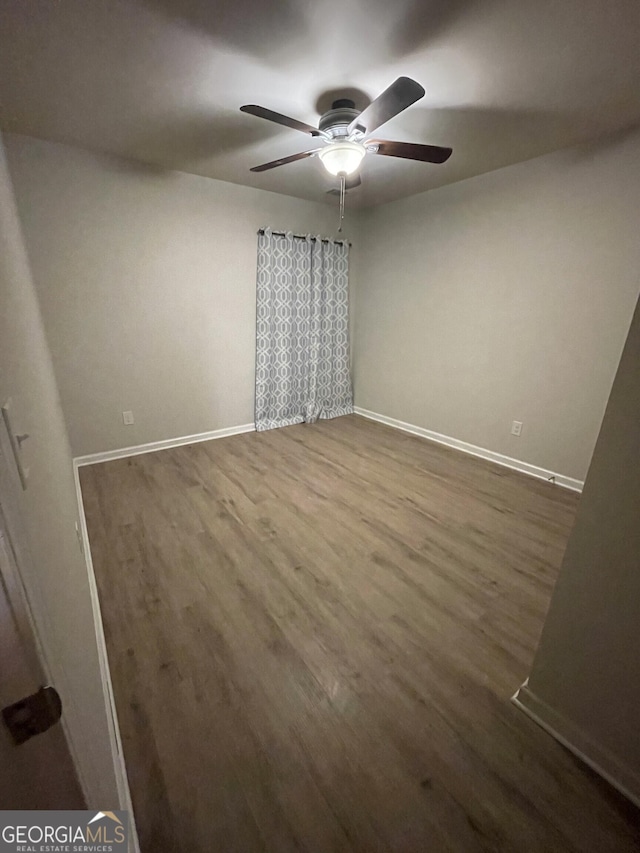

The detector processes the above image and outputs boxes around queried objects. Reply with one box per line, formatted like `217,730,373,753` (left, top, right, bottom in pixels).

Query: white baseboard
512,681,640,808
354,407,583,492
74,422,255,467
71,420,256,847
73,463,141,852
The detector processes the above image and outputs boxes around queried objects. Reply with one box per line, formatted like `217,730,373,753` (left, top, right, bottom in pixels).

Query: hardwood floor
79,415,640,852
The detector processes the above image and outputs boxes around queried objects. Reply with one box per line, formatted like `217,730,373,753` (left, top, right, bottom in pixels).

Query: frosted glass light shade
318,141,366,176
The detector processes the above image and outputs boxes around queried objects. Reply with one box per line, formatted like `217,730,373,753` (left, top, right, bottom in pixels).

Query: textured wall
352,128,640,481
5,134,359,456
526,291,640,801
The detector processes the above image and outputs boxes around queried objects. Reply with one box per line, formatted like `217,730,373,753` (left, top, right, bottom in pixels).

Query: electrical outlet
122,410,134,425
511,420,523,437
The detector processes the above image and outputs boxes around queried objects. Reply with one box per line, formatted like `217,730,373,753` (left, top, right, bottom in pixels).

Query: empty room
1,1,639,850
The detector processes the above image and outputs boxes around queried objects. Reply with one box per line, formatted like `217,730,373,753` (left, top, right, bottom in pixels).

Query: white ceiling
1,0,639,208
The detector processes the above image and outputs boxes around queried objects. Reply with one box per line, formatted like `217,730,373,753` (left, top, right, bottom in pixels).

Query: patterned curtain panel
255,228,354,431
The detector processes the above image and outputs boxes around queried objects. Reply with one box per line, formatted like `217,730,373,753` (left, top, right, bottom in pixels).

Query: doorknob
2,686,63,745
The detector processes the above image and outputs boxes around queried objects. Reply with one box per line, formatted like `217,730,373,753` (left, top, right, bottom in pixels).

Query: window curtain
255,228,354,432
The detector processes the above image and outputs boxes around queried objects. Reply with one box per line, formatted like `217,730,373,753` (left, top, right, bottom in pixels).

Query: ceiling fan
240,77,452,183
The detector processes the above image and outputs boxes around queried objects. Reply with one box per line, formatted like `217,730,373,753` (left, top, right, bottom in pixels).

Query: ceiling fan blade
367,139,452,164
250,149,321,172
240,105,320,137
348,77,425,136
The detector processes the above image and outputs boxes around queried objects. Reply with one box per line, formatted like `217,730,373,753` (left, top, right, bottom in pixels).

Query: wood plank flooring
79,415,640,852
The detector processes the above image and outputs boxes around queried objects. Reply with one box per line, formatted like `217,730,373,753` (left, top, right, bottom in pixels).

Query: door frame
0,412,140,850
0,418,86,802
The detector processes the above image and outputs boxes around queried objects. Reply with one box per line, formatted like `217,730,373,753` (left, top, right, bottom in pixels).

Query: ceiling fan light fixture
318,141,366,176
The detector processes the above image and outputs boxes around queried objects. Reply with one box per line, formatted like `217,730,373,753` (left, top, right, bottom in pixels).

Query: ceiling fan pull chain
338,173,346,233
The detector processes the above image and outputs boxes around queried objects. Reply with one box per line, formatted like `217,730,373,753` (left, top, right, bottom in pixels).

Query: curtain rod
257,228,351,247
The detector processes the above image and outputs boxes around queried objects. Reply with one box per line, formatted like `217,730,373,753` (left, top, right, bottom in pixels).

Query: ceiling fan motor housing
319,99,363,139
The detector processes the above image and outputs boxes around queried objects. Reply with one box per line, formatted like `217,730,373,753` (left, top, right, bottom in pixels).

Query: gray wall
9,129,639,480
353,128,640,482
5,134,359,457
0,135,118,806
526,291,640,800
